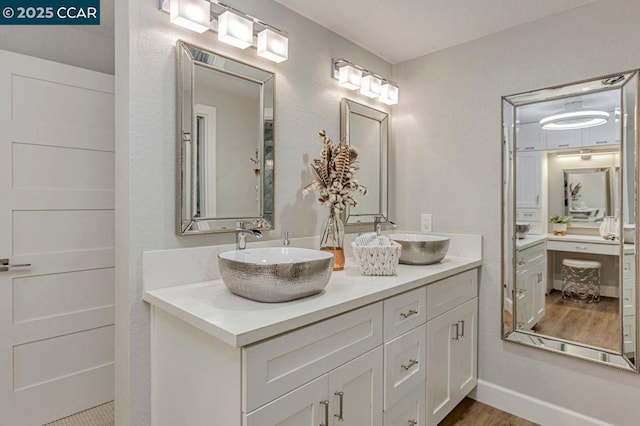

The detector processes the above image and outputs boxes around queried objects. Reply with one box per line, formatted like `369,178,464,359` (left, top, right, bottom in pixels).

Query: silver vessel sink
218,247,334,303
388,233,450,265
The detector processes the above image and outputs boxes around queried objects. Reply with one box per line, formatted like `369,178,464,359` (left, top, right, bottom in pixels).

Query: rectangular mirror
502,70,639,372
177,40,275,235
340,98,389,225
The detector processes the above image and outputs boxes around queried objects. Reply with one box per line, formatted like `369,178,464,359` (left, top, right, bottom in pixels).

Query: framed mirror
340,98,389,225
502,70,639,372
176,40,275,235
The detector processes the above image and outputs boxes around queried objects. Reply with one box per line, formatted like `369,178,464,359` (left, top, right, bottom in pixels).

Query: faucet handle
283,231,293,246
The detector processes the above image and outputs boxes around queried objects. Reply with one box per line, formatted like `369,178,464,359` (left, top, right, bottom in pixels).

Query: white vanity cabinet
515,240,547,330
425,272,478,426
149,267,480,426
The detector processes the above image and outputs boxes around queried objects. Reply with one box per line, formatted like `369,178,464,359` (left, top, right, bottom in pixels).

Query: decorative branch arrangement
303,130,367,213
570,182,582,200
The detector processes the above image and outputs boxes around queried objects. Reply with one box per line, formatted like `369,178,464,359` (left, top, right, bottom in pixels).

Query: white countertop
143,255,481,348
516,234,548,250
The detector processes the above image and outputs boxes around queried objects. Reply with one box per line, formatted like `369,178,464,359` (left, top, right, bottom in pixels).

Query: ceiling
274,0,596,64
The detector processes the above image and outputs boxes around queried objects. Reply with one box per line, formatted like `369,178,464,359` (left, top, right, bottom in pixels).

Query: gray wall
114,0,391,424
391,0,640,423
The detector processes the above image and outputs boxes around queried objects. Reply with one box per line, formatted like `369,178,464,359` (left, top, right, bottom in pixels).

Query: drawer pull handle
0,259,32,272
401,359,419,370
408,420,418,426
334,391,344,422
320,400,329,426
458,320,465,337
576,246,588,251
400,309,418,319
452,323,460,341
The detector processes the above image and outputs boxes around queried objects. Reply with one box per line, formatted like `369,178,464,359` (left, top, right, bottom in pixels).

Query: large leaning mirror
177,40,275,235
340,98,389,225
502,70,639,372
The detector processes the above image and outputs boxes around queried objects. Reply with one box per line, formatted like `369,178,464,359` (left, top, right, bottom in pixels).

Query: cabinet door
531,262,546,324
383,325,426,410
244,376,328,426
451,299,477,401
583,117,620,147
515,269,532,330
382,383,425,426
545,128,582,149
328,347,383,426
515,152,541,208
515,122,544,151
426,309,456,426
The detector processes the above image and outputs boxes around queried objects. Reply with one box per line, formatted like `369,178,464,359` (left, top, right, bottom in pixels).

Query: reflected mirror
340,98,389,225
502,70,639,372
177,40,275,235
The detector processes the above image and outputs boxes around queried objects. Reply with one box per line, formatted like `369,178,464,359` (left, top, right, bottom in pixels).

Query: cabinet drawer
517,241,546,267
426,269,477,321
242,303,383,413
384,324,426,410
547,240,619,256
383,383,425,426
516,208,540,221
384,287,426,342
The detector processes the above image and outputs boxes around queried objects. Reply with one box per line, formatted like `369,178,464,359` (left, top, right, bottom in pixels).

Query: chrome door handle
452,323,460,341
400,309,418,319
401,359,419,370
0,259,31,272
458,320,465,338
320,400,329,426
334,391,344,422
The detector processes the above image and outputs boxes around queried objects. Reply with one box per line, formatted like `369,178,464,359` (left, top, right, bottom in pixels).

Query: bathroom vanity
143,235,481,426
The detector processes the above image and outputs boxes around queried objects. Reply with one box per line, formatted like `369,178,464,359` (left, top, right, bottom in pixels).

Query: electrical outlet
421,213,432,232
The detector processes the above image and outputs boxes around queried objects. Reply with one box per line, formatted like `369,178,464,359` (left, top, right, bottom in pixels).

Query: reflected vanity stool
561,259,602,303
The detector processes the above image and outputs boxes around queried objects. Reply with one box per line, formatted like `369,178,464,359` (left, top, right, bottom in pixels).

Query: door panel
328,347,383,426
0,49,114,425
452,299,478,398
426,309,455,425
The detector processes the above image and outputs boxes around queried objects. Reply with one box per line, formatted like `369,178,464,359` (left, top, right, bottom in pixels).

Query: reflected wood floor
440,398,537,426
533,290,620,352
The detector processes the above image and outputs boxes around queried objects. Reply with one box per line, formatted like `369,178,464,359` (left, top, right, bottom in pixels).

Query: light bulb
380,82,399,105
170,0,210,33
338,64,362,90
360,74,382,98
218,10,253,49
257,28,288,63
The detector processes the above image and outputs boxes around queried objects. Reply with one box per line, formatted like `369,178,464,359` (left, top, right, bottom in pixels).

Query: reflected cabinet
502,70,640,372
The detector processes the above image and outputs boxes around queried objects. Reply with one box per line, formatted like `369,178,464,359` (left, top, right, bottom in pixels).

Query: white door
515,152,541,208
328,347,383,426
451,299,478,400
0,50,115,425
426,309,456,426
244,376,329,426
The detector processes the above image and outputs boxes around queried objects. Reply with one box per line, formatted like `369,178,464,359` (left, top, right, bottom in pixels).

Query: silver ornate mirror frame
176,40,275,235
340,98,389,225
501,70,640,372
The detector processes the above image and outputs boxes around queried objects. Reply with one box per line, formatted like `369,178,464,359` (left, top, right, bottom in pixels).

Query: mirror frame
176,40,275,235
340,98,389,226
501,69,640,373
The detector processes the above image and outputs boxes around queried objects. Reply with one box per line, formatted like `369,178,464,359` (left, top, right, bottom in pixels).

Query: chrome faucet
374,216,396,236
283,231,292,246
235,221,262,250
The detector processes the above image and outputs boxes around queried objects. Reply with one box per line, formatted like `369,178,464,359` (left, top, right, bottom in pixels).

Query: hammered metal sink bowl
218,247,334,303
388,233,450,265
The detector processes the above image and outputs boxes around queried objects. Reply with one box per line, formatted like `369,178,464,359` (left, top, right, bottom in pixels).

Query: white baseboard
470,379,613,426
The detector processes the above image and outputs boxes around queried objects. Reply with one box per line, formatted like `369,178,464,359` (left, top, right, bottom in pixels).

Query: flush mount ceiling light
170,0,210,33
160,0,289,63
332,58,399,104
540,101,609,130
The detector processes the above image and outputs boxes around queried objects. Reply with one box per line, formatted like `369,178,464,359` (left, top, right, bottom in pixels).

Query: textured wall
114,0,391,424
391,0,640,424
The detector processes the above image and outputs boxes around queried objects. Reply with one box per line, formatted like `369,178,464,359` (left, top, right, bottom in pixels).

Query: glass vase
320,208,345,271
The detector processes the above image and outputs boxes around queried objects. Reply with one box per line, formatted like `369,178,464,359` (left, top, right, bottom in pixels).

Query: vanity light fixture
160,0,289,63
332,58,399,104
257,27,288,63
540,101,609,130
218,10,253,49
170,0,210,33
556,149,619,159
